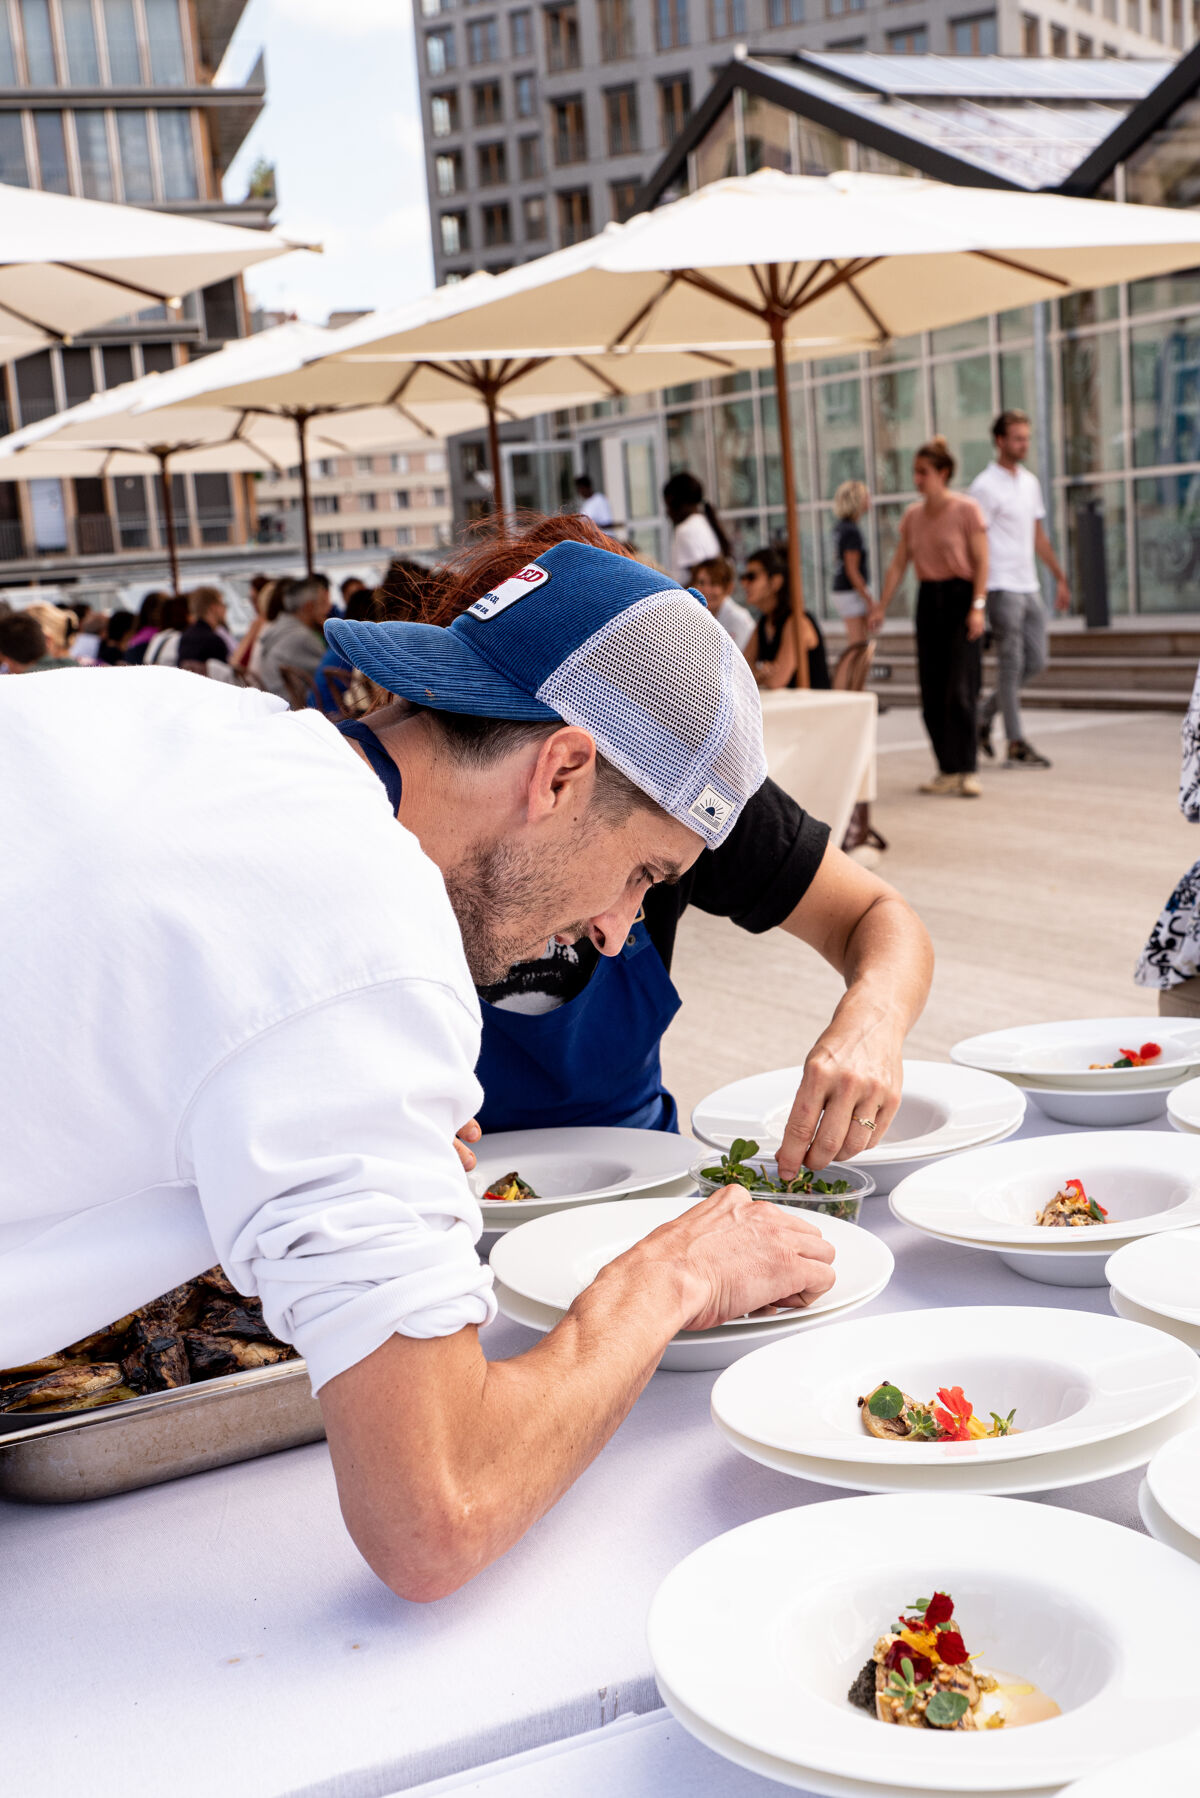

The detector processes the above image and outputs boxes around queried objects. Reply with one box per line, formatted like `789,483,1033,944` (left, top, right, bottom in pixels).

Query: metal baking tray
0,1359,325,1503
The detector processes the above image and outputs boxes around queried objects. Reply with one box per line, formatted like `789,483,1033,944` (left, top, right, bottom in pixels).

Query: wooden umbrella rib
53,261,177,306
968,248,1073,289
385,364,420,405
782,259,830,314
675,266,770,324
842,274,889,343
608,272,681,350
685,349,737,369
571,354,626,398
393,402,436,439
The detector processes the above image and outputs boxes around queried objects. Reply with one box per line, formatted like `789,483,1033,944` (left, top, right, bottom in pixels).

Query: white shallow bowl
648,1493,1200,1792
490,1277,887,1373
490,1194,893,1325
1062,1724,1200,1798
1022,1085,1176,1128
1109,1286,1200,1351
692,1060,1026,1168
480,1175,695,1235
1105,1229,1200,1326
709,1306,1198,1467
950,1018,1200,1090
1139,1478,1200,1566
1168,1073,1200,1135
1145,1418,1200,1542
473,1126,702,1220
890,1132,1200,1248
891,1208,1145,1289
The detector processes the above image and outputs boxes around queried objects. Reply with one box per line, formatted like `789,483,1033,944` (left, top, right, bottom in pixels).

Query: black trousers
916,578,983,775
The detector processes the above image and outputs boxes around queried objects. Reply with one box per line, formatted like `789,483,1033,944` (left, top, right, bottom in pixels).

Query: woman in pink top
878,436,989,798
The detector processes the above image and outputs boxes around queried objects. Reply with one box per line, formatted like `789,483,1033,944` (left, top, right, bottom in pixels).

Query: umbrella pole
155,449,181,599
485,387,507,539
295,410,315,577
768,309,810,691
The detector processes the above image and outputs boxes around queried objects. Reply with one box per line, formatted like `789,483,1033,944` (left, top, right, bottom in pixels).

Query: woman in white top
663,471,728,587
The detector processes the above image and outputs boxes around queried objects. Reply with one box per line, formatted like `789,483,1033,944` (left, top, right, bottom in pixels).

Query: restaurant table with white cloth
758,689,876,848
0,1103,1179,1798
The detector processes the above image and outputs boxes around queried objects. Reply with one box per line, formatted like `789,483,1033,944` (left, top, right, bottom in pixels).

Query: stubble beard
442,835,590,986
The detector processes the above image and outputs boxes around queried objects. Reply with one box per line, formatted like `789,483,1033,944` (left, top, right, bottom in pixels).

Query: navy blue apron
339,718,683,1134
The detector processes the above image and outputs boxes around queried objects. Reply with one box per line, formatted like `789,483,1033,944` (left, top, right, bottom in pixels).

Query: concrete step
874,682,1188,713
866,651,1190,694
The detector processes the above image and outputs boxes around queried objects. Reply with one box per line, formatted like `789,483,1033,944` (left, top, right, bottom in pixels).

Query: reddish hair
427,511,634,626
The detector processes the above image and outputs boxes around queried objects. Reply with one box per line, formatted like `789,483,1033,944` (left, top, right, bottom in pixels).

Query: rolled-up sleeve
178,977,496,1393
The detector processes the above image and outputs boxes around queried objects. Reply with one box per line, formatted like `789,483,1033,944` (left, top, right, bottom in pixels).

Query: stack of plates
951,1018,1200,1126
891,1133,1200,1287
1139,1421,1200,1566
691,1060,1026,1195
647,1494,1200,1797
709,1305,1199,1496
489,1194,894,1371
472,1127,701,1232
1167,1073,1200,1136
1107,1230,1200,1349
1063,1734,1200,1797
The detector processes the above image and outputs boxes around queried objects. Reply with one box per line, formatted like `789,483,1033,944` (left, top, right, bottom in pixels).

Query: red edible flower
924,1592,955,1627
934,1386,974,1442
883,1640,933,1682
1142,1042,1162,1061
935,1630,970,1667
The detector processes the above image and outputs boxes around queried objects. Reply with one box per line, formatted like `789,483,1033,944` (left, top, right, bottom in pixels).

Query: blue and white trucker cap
324,538,766,848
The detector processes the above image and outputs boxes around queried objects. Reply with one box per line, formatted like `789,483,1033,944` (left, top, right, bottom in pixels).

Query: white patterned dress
1136,661,1200,989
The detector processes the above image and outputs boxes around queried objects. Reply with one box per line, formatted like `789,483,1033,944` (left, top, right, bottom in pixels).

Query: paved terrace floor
663,705,1196,1130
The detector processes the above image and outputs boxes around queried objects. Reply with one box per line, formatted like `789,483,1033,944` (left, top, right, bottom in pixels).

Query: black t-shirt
478,777,831,1010
177,620,229,665
833,519,867,592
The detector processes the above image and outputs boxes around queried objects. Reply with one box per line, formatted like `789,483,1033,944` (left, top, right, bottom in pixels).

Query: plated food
848,1590,1057,1732
0,1267,294,1415
483,1171,540,1202
472,1125,701,1223
1089,1041,1161,1071
1035,1178,1108,1229
951,1018,1200,1092
694,1139,863,1221
860,1381,1017,1443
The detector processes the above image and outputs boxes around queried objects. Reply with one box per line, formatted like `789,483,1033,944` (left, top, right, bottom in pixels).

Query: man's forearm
1035,526,1065,582
835,892,933,1041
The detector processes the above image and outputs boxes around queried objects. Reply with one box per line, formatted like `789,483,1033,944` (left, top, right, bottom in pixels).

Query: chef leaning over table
0,529,931,1600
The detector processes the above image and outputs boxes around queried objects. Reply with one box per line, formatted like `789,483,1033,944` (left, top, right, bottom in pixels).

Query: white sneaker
960,773,982,797
919,773,960,795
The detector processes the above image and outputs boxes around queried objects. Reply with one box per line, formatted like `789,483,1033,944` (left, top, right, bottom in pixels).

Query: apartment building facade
254,447,453,562
0,0,270,573
413,0,1183,289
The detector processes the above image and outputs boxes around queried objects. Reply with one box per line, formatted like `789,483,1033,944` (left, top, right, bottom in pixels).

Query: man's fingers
458,1118,482,1143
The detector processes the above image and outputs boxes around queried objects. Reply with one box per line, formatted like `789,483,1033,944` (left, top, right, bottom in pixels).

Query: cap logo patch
689,786,734,832
468,562,549,621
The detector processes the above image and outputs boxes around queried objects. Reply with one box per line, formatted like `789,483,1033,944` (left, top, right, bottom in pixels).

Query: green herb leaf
1113,1057,1133,1069
907,1597,930,1614
925,1690,969,1728
729,1138,758,1163
867,1383,905,1420
989,1407,1017,1436
907,1408,941,1440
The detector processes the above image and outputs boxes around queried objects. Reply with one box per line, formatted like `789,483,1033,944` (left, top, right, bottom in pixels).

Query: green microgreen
885,1656,931,1713
924,1690,970,1729
989,1408,1018,1436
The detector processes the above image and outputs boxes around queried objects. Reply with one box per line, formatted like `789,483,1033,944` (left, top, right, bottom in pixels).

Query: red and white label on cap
468,562,550,622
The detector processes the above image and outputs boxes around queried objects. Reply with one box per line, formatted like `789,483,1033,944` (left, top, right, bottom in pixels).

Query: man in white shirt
969,409,1071,769
1,534,932,1599
574,474,614,529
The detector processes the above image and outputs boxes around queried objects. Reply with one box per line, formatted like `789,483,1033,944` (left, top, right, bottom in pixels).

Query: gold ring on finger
853,1116,876,1131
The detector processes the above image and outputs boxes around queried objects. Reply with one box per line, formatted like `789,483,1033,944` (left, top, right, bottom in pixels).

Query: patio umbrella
325,168,1200,682
0,180,305,361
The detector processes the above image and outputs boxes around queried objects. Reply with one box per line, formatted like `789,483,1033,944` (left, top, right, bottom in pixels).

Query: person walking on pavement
969,409,1070,770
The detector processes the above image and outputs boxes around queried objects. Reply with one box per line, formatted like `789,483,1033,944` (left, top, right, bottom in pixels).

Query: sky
220,0,434,325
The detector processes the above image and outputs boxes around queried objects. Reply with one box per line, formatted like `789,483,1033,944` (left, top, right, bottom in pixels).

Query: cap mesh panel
535,590,766,847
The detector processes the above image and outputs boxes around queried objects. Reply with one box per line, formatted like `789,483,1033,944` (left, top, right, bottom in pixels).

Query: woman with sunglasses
742,545,830,690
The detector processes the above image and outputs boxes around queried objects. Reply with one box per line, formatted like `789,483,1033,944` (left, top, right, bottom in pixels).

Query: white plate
1023,1085,1176,1128
1109,1286,1200,1351
473,1127,702,1216
490,1195,893,1324
1139,1478,1200,1566
1168,1073,1200,1135
1061,1715,1200,1797
1145,1419,1200,1541
891,1214,1129,1288
648,1493,1200,1792
950,1019,1200,1090
692,1060,1026,1167
890,1132,1200,1248
1105,1230,1200,1326
709,1306,1198,1466
480,1175,696,1233
491,1277,889,1373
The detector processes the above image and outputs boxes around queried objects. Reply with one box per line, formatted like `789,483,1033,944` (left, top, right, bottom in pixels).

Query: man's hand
776,1009,905,1178
966,605,987,641
454,1117,481,1173
1054,576,1071,614
619,1185,837,1332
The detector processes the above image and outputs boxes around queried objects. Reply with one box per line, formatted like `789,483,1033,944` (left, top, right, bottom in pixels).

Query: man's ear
526,725,598,822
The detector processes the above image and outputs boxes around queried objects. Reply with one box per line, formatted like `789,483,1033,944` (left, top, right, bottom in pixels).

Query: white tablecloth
0,1108,1171,1798
758,689,877,845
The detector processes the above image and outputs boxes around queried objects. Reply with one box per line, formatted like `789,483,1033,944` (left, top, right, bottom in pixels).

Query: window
552,95,587,164
435,150,461,195
514,71,536,116
826,31,865,41
62,0,101,84
482,200,512,245
655,0,689,47
15,350,55,426
391,452,409,473
431,90,460,136
440,210,467,255
157,110,198,198
768,0,803,20
1149,0,1163,33
1021,12,1040,49
33,112,69,193
103,0,142,83
518,133,542,178
827,0,864,18
425,28,455,72
557,186,592,246
598,0,635,56
1077,28,1094,48
1172,0,1184,41
117,109,153,199
477,140,507,185
432,487,448,505
605,84,639,155
359,490,378,508
75,111,113,199
1103,0,1117,19
522,192,547,238
394,489,410,508
712,0,748,29
141,342,174,376
144,0,187,83
313,494,339,515
0,114,27,185
467,15,499,62
949,5,996,43
510,7,532,52
358,528,379,547
395,526,414,547
610,178,639,221
1050,20,1068,47
473,79,502,124
316,532,343,552
21,0,58,83
315,459,335,478
544,3,580,69
202,278,239,340
658,74,691,146
421,0,449,13
0,3,15,83
889,23,928,46
1102,38,1118,49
